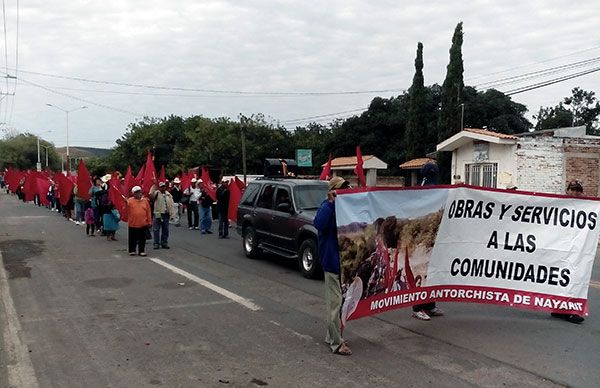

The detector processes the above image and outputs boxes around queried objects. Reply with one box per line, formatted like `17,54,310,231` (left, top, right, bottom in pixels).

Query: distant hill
55,146,112,159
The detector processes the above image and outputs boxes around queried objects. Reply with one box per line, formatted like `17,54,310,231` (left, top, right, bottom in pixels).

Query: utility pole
241,124,247,185
36,136,41,172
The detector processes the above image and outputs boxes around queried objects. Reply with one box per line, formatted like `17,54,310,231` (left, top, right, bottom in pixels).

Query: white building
436,126,600,195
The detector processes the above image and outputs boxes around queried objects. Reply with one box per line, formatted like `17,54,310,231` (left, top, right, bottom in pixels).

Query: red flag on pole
319,153,333,180
123,165,134,196
57,173,75,207
227,178,243,223
109,181,128,222
354,146,366,187
135,164,145,185
158,164,166,183
200,165,217,202
142,150,156,195
76,159,92,201
36,177,51,206
180,172,191,192
234,176,245,193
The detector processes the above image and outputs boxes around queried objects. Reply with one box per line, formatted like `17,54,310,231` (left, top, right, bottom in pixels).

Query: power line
466,44,600,82
504,66,600,96
280,107,366,124
17,76,145,116
11,68,404,96
475,56,600,89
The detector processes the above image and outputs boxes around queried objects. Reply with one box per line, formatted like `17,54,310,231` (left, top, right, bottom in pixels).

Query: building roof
399,157,434,170
437,128,518,152
322,155,388,170
464,128,518,140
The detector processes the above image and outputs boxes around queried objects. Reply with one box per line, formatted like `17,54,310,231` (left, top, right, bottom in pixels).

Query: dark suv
237,178,328,279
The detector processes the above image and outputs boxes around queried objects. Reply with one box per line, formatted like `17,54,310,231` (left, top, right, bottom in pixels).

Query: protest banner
335,185,600,324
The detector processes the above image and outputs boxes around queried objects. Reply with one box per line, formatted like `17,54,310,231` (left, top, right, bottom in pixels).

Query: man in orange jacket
126,186,152,256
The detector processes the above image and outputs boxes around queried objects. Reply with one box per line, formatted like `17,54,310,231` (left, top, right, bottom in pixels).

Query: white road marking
0,252,40,388
270,320,314,341
149,257,262,311
589,280,600,289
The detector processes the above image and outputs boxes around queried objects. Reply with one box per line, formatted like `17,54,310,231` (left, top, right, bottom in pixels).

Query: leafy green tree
535,88,600,133
0,133,60,170
534,103,573,131
405,42,429,160
463,87,532,134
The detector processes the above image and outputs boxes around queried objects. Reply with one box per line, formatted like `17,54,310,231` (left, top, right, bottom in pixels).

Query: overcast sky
1,0,599,148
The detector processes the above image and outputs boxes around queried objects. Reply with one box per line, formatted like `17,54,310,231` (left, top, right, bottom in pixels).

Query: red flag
23,172,36,202
123,165,134,196
135,164,145,183
57,173,75,206
354,146,366,187
142,150,156,195
234,176,245,193
228,178,243,223
200,165,217,202
36,177,51,206
180,172,191,191
76,160,92,201
108,181,128,222
158,165,166,183
319,153,333,180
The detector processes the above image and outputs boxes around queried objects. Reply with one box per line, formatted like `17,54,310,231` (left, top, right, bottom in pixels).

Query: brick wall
516,137,564,194
563,138,600,196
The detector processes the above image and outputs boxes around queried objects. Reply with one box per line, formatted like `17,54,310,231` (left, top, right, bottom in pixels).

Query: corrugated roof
399,157,434,169
464,128,518,140
323,155,375,167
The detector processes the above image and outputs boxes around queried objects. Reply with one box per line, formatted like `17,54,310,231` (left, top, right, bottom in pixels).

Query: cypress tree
404,42,428,160
437,22,464,183
438,22,464,141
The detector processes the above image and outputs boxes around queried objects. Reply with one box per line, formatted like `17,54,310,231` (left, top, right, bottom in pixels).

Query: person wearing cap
170,177,183,227
199,183,214,234
313,176,352,356
150,181,176,249
216,178,231,238
551,180,585,324
184,178,201,230
126,186,152,256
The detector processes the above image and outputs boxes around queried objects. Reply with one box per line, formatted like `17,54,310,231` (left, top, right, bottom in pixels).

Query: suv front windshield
294,185,328,210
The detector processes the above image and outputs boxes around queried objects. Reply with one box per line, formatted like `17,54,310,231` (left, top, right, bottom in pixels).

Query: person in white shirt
184,178,201,230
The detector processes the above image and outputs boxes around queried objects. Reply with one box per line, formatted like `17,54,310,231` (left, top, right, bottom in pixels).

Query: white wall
451,141,516,187
516,137,564,194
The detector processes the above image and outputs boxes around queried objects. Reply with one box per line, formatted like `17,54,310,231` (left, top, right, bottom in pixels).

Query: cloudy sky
1,0,599,148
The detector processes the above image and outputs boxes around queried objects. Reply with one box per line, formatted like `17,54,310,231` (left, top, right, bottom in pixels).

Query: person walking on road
216,179,230,238
150,181,176,249
126,186,152,256
199,185,214,234
84,202,96,236
102,202,121,241
313,176,352,356
185,178,201,230
170,177,183,227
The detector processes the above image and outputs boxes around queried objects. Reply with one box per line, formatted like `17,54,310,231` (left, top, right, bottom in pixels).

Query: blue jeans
200,206,212,232
153,213,170,246
75,201,85,222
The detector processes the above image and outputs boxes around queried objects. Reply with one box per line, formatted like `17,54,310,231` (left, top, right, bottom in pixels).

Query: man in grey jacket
150,181,176,249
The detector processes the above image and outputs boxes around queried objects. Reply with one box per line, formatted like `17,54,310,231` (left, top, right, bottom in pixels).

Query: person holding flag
126,186,152,256
150,181,176,249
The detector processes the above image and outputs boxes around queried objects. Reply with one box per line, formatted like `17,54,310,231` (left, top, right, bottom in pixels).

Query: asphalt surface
0,191,599,388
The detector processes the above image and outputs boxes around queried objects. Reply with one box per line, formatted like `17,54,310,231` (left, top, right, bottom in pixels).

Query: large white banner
335,186,600,322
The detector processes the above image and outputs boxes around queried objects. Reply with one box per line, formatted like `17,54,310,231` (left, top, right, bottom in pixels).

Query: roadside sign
296,149,312,167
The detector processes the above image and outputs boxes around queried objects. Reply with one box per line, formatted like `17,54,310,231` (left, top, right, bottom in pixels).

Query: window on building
465,163,498,188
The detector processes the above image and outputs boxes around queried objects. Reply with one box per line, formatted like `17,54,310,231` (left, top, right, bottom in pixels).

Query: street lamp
46,103,87,172
35,130,53,172
40,144,51,168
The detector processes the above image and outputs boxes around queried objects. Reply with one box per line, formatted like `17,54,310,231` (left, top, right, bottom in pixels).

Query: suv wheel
243,226,260,258
298,239,322,279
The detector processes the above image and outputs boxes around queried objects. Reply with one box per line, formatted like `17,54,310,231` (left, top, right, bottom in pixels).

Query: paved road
0,192,598,387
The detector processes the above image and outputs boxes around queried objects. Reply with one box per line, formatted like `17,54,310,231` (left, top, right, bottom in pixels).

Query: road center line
0,252,40,388
149,257,262,312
